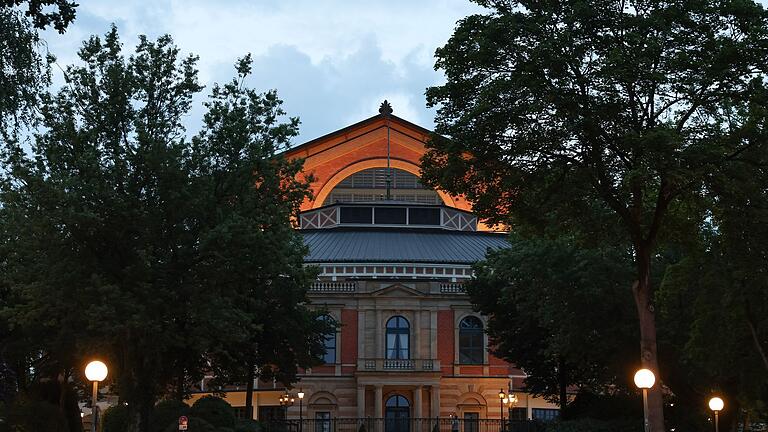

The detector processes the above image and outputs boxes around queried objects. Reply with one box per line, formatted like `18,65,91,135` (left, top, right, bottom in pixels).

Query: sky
40,0,487,144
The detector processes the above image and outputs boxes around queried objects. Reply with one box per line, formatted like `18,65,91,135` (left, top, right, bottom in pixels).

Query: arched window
386,316,410,359
458,316,484,364
318,315,336,364
385,395,410,432
323,167,443,205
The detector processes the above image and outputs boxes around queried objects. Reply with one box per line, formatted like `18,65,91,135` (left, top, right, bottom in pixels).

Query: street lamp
298,389,305,432
633,368,655,432
85,360,108,432
498,389,506,432
279,392,295,420
708,397,724,432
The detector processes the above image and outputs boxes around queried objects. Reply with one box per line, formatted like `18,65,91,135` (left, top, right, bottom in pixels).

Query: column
414,311,421,359
430,385,440,418
414,386,423,418
376,310,384,358
374,385,384,418
358,385,366,418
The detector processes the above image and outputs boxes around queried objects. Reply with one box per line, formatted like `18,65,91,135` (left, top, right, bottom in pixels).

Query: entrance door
385,395,410,432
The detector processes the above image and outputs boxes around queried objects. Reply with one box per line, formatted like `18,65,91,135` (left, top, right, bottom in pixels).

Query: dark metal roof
300,227,509,264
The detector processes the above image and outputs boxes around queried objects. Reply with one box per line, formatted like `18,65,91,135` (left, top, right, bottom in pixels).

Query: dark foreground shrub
152,399,191,432
190,396,235,429
102,404,130,432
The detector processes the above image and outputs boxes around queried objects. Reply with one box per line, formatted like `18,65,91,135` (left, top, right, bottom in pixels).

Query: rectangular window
374,207,407,224
315,412,331,432
258,406,284,421
510,408,527,421
532,409,559,422
408,207,440,225
340,206,372,224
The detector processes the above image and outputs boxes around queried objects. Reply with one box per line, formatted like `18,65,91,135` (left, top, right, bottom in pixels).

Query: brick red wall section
437,310,454,375
341,309,358,364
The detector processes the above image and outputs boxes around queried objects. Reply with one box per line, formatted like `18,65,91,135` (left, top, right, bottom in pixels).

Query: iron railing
260,418,544,432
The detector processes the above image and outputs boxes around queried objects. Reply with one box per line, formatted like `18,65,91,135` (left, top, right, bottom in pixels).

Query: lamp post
85,360,108,432
708,397,724,432
279,392,295,420
298,389,305,432
498,389,506,432
633,368,656,432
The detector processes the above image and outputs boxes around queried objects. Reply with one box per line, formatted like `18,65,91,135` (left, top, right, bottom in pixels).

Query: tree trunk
558,356,568,419
633,251,665,432
245,361,255,420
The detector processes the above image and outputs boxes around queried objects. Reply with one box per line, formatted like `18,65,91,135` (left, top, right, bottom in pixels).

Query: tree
0,28,328,432
423,1,768,429
657,137,768,429
187,54,332,419
469,234,637,414
0,0,77,136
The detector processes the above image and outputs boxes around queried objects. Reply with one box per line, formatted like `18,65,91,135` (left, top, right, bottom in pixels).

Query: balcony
358,358,440,372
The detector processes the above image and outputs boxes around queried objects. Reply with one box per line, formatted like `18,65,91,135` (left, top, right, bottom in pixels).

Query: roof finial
379,100,393,117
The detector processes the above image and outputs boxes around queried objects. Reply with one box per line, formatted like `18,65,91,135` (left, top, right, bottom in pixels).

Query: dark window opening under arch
459,316,484,364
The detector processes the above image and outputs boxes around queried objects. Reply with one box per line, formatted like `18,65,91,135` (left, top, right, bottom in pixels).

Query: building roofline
284,113,435,156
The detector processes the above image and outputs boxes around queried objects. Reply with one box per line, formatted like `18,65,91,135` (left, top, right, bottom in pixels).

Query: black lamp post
298,389,305,432
498,389,507,432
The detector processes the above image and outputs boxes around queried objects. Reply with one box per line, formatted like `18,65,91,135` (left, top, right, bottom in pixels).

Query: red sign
179,416,188,431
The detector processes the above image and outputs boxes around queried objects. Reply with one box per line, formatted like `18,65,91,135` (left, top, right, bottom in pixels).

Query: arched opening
386,316,410,360
458,316,484,364
323,167,442,205
385,395,410,432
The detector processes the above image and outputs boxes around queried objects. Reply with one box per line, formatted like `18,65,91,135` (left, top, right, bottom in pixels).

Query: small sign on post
178,415,188,431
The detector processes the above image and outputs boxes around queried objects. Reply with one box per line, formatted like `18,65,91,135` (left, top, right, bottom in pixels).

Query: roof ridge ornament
379,100,393,117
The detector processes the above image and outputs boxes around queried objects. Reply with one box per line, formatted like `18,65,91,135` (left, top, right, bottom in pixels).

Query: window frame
385,316,410,360
458,316,485,365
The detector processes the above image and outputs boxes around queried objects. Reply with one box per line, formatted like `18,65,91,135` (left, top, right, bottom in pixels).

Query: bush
152,399,191,432
190,396,235,429
102,404,130,432
6,395,68,432
235,419,261,432
163,416,216,432
542,418,641,432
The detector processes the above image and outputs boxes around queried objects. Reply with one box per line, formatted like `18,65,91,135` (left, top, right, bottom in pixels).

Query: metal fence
260,418,544,432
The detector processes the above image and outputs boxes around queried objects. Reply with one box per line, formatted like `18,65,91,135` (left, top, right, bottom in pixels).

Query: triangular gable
370,283,425,297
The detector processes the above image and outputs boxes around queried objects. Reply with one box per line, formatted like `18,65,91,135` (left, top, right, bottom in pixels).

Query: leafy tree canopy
424,1,768,429
0,27,327,432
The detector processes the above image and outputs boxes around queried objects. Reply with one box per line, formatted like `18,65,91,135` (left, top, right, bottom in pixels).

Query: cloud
39,0,485,143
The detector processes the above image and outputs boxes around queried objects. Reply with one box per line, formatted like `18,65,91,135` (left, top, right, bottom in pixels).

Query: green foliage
425,0,768,428
469,235,637,406
151,400,190,432
542,418,639,432
190,397,234,429
234,419,260,432
6,395,68,432
0,27,327,432
102,404,130,432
